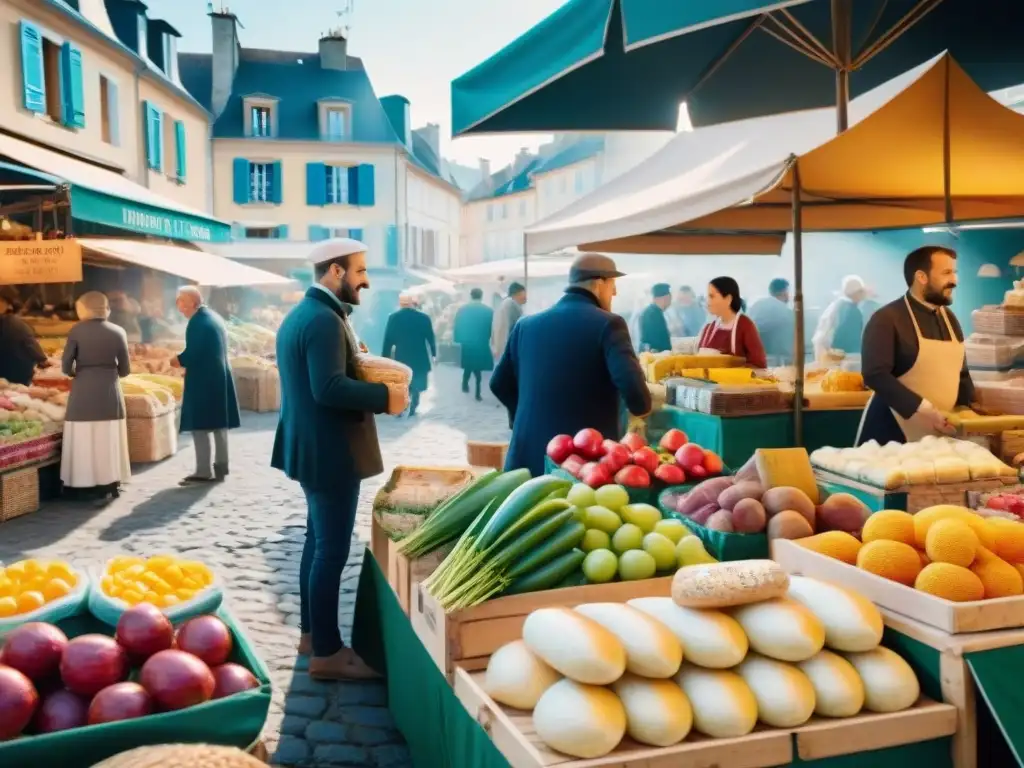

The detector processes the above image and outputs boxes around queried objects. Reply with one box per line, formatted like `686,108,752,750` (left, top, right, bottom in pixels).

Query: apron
856,296,964,443
698,315,741,356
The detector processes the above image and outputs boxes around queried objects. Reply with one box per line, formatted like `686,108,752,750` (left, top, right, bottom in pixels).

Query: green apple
643,532,677,571
583,549,618,583
620,503,663,533
584,506,622,534
676,536,717,567
566,483,597,508
611,523,644,553
653,519,689,543
581,528,611,552
594,483,630,512
619,550,657,581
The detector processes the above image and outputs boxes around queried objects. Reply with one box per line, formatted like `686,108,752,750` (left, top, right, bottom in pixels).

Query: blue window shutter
60,42,85,127
20,22,45,114
143,103,155,168
270,161,283,203
308,225,329,242
232,158,249,204
349,228,363,243
347,165,359,204
306,162,326,206
174,120,186,181
107,80,120,146
231,223,244,239
153,107,163,171
277,225,289,240
386,224,399,267
144,102,163,171
357,164,375,206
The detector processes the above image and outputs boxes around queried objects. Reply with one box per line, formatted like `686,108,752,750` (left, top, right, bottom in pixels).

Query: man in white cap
812,274,867,362
272,237,408,680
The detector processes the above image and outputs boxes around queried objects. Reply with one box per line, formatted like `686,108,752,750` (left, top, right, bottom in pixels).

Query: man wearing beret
272,238,408,680
637,282,673,353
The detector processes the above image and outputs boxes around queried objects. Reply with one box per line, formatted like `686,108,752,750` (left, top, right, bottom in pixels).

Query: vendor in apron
858,246,976,445
696,276,768,368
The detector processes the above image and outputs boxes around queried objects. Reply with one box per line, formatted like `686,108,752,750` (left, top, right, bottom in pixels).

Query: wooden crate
454,667,955,768
387,540,450,616
773,539,1024,633
467,441,507,470
813,469,1017,513
1,466,40,522
411,577,674,681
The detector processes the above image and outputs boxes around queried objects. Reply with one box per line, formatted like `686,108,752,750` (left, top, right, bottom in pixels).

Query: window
163,35,178,81
574,169,585,194
325,108,347,140
163,115,176,178
41,38,61,122
249,163,273,203
501,203,507,219
136,13,147,60
486,204,493,222
245,227,277,239
519,199,527,218
326,166,348,204
251,106,272,137
559,175,568,193
19,23,84,128
99,76,118,145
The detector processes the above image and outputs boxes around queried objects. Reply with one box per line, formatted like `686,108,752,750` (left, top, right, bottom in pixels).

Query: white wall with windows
461,189,536,265
406,168,460,268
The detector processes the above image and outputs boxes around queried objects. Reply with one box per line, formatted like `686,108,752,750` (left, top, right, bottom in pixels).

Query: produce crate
812,469,1018,513
233,368,280,413
971,306,1024,336
542,456,659,505
454,666,955,768
668,380,786,416
467,441,507,470
772,538,1024,634
1,464,40,521
410,577,673,682
126,410,177,464
0,608,272,768
658,487,769,562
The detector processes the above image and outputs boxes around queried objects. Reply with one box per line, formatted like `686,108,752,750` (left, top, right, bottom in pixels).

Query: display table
352,550,955,768
648,406,862,468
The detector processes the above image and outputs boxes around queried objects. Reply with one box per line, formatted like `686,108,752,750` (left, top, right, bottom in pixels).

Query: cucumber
490,509,575,571
553,570,588,589
483,498,571,555
507,520,586,578
476,475,572,550
504,549,587,595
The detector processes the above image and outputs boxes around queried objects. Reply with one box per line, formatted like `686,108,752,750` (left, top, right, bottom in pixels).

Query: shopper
0,289,49,385
382,292,436,416
453,288,494,401
812,275,867,362
636,282,673,352
747,278,795,365
492,281,526,360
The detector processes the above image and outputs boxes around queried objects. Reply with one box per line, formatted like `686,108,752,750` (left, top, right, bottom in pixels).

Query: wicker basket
669,380,786,416
127,409,178,463
233,368,280,413
1,466,40,522
466,441,507,469
92,744,267,768
975,381,1024,415
972,306,1024,336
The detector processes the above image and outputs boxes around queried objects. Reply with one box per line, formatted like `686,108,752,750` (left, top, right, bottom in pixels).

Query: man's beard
336,281,362,305
924,283,955,306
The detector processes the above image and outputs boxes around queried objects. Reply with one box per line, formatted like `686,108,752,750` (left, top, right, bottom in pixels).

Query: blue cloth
491,288,652,477
300,479,360,656
638,302,671,353
381,307,436,393
177,307,240,433
454,300,494,372
834,300,865,354
747,296,795,364
272,288,390,488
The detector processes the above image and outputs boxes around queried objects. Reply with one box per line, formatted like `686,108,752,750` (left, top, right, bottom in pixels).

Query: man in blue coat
174,286,240,484
491,254,652,477
454,288,493,401
637,282,673,353
382,293,436,416
272,238,408,680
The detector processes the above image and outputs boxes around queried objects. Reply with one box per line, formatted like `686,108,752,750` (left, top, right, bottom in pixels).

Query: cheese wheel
844,647,920,713
675,663,758,738
484,640,561,710
628,597,748,669
786,576,883,652
672,560,789,608
533,679,626,759
612,673,692,747
798,650,865,717
736,653,816,727
574,603,683,678
522,607,626,685
731,598,825,662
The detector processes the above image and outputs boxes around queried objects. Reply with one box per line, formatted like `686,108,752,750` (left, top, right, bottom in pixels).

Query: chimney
416,122,441,158
513,147,532,174
210,10,239,118
380,95,411,146
319,30,348,71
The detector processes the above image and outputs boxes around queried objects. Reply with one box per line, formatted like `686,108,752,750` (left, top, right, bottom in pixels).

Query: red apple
988,495,1009,511
140,650,215,711
88,682,153,725
654,464,686,485
689,465,709,479
32,688,88,734
116,604,174,663
630,447,660,474
675,443,707,471
703,450,724,476
211,663,260,699
580,461,612,489
0,664,38,741
572,428,605,460
0,623,68,682
600,441,631,471
545,434,574,464
615,465,651,488
176,616,234,668
658,429,689,454
60,635,129,698
620,433,647,452
561,454,586,478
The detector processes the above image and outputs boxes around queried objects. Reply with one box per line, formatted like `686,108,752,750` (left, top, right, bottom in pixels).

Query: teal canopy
452,0,1024,135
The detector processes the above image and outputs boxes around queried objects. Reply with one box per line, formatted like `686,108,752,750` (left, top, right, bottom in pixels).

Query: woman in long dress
61,291,132,499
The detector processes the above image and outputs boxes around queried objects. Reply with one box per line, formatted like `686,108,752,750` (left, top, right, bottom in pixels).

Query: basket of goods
0,558,90,636
667,369,785,416
372,465,477,541
354,353,411,386
637,352,744,384
89,554,223,626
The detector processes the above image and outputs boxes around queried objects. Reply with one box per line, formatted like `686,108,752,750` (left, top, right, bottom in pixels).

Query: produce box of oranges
88,555,223,627
0,560,89,636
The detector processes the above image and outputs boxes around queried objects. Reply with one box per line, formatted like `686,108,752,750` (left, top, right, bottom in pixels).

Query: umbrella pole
832,0,852,133
522,233,528,291
792,159,805,447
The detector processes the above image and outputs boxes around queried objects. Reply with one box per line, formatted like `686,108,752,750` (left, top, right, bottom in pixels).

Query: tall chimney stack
210,10,239,118
319,29,348,71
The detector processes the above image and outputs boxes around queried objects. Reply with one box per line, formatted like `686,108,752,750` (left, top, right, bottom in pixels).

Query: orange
121,589,144,605
0,597,17,618
142,590,160,604
124,564,146,578
47,561,76,580
5,563,27,581
181,577,201,591
0,578,13,598
110,556,144,573
146,556,174,572
22,560,43,577
16,591,45,614
175,588,197,601
163,565,185,586
43,578,72,601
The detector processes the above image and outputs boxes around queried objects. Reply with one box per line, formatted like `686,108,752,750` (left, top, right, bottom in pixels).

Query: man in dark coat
637,283,673,353
381,293,436,416
491,253,652,477
174,286,240,485
272,238,407,680
0,290,48,385
454,288,494,401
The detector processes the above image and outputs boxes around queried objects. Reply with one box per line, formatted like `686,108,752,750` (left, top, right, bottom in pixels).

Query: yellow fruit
181,577,201,591
110,556,144,573
987,518,1024,564
162,595,180,607
124,564,146,578
0,596,17,617
916,549,931,567
16,591,45,614
971,548,1024,598
794,531,862,564
142,591,160,604
862,510,916,546
0,578,13,598
22,560,43,576
925,519,979,568
121,589,144,605
146,556,175,572
912,505,996,550
5,563,27,581
163,565,185,586
857,540,922,586
42,578,72,601
175,588,197,601
915,563,985,601
47,562,76,580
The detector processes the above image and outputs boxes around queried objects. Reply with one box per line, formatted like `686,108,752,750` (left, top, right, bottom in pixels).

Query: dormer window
318,99,352,141
244,95,278,138
163,35,178,81
136,13,147,60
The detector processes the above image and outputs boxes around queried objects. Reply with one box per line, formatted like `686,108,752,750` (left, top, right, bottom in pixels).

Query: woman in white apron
696,277,768,369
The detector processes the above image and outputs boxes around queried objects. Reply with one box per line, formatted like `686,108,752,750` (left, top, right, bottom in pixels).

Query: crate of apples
546,427,723,490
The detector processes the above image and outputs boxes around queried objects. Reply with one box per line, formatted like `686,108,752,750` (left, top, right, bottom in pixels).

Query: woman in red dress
697,277,768,369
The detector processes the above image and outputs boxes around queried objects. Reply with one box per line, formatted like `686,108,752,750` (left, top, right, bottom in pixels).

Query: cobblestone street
0,365,511,767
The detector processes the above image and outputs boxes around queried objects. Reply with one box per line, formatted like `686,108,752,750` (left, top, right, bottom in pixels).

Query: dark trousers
409,387,421,415
299,479,361,657
462,369,482,398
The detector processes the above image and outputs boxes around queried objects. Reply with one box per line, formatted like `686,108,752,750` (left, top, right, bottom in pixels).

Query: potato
706,510,735,532
817,493,871,534
767,510,814,541
718,481,764,511
677,477,736,516
732,498,767,534
762,487,816,528
691,503,719,525
734,454,760,482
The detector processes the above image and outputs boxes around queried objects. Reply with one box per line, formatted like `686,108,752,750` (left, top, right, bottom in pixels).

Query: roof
532,137,604,176
465,136,605,203
524,53,1024,256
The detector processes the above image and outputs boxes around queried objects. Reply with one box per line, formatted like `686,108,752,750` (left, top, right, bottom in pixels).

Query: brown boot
308,648,380,681
297,633,312,656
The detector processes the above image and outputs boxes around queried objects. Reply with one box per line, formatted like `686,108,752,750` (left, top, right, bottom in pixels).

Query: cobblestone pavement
0,365,511,767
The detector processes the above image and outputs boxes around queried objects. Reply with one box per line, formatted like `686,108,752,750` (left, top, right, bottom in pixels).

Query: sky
148,0,568,170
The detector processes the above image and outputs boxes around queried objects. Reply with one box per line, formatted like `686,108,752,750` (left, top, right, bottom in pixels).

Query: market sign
0,240,83,284
69,187,232,243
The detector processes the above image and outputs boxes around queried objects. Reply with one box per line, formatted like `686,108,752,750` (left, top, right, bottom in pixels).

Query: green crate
543,456,660,505
0,608,272,768
657,486,769,561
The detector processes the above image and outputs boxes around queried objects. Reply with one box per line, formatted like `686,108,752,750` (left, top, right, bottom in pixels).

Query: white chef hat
841,274,866,298
308,237,368,266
